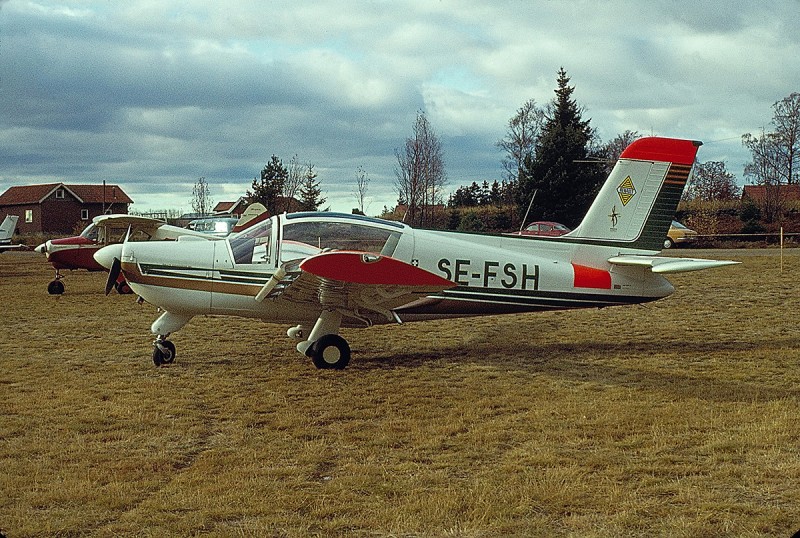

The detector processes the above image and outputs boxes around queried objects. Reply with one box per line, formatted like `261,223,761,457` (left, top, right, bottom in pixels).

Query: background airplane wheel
152,340,176,366
663,238,674,249
47,280,65,295
310,334,350,370
115,280,133,294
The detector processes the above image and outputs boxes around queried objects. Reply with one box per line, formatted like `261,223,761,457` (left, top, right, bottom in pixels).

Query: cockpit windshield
229,215,402,267
229,218,272,265
280,220,400,263
80,223,99,241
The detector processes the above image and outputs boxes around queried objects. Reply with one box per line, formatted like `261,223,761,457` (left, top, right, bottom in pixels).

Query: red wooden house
0,183,133,235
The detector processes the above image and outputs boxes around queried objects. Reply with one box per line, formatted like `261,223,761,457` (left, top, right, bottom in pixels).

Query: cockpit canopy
228,213,406,266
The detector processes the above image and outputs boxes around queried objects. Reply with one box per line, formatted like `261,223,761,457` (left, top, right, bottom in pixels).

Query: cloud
1,0,798,214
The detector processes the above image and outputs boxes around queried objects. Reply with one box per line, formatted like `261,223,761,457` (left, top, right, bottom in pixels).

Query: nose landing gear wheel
47,279,65,295
309,334,351,370
152,339,176,366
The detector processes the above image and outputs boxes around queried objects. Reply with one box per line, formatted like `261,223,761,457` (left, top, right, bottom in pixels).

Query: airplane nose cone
94,243,123,270
34,242,47,254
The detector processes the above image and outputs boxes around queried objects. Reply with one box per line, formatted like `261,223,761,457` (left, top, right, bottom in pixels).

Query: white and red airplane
34,206,267,294
95,137,737,368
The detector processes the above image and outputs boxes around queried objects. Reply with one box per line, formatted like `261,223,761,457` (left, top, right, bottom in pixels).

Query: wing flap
608,255,739,274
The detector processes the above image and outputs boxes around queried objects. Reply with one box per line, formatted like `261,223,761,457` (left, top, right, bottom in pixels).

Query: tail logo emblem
609,206,620,228
617,176,637,206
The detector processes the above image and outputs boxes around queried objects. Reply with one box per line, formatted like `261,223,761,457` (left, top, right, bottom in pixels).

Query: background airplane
0,215,26,252
95,137,738,369
35,205,268,294
35,214,219,294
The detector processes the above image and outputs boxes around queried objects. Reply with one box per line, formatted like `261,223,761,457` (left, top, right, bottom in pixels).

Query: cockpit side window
280,221,400,263
230,219,272,265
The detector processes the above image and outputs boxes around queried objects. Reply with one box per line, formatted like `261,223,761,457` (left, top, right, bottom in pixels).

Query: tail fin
232,203,268,233
566,137,700,252
0,215,19,240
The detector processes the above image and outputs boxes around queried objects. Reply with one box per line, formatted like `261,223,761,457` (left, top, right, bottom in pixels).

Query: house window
81,209,89,220
25,210,33,223
55,189,65,199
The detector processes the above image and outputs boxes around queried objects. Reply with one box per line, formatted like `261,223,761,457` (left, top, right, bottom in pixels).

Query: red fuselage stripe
572,263,612,289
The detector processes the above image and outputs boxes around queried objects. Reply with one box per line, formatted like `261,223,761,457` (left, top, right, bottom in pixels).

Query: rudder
0,215,19,239
565,137,700,252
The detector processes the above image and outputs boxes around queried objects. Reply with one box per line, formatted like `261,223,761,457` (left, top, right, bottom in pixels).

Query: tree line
439,71,799,233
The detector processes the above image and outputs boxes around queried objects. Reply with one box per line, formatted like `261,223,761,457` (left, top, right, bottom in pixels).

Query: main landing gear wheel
152,339,176,366
47,279,65,295
308,334,351,370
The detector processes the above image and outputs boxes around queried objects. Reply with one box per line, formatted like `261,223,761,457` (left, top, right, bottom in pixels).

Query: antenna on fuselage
519,189,537,232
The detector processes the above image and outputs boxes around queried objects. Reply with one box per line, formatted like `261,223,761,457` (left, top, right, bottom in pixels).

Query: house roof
213,196,248,214
213,201,237,213
742,184,800,201
0,183,134,205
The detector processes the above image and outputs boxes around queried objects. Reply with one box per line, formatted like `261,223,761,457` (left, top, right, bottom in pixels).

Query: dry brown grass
2,250,800,537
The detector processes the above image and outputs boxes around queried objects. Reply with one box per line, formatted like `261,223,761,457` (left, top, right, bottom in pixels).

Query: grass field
1,250,799,537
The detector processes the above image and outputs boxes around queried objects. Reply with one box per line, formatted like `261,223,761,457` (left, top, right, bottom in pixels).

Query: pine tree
517,68,604,227
298,163,325,211
248,155,287,215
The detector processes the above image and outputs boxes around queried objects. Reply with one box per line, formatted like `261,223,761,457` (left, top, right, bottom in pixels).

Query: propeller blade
104,257,121,296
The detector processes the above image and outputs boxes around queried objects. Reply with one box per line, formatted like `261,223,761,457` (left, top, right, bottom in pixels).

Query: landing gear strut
149,312,191,367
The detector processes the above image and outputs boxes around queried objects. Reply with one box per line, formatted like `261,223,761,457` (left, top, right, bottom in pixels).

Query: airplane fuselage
116,213,674,327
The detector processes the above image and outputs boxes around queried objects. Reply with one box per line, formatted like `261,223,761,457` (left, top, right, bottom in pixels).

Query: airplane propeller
104,256,122,295
96,227,130,295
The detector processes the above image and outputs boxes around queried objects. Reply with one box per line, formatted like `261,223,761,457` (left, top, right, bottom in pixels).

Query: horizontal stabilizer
608,255,740,274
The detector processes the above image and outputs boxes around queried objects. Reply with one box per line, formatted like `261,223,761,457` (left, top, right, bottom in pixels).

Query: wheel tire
115,280,133,294
47,280,65,295
152,340,176,366
310,334,351,370
663,238,674,249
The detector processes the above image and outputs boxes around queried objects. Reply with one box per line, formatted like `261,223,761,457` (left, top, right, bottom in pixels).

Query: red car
512,221,571,237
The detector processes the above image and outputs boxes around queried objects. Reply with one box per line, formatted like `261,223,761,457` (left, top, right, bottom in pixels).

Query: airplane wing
608,255,739,274
0,244,27,252
264,251,455,325
92,214,220,240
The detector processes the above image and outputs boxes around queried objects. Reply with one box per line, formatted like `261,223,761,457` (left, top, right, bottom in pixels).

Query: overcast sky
1,1,799,215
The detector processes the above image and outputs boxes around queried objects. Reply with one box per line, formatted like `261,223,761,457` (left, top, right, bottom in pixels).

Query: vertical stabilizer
566,137,700,252
0,215,19,241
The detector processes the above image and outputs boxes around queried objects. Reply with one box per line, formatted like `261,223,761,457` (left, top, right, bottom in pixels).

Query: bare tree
353,165,370,214
190,176,213,216
741,93,800,220
394,111,446,227
743,128,785,222
685,160,739,201
771,92,800,185
497,99,546,184
600,130,641,175
741,93,800,222
283,154,305,212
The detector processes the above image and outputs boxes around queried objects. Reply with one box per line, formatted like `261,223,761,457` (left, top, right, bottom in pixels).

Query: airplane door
211,217,277,314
